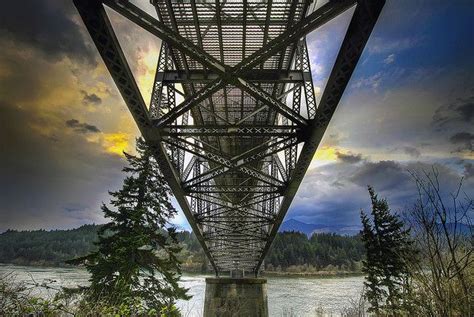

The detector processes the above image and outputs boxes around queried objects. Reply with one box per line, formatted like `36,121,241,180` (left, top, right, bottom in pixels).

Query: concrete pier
203,277,268,317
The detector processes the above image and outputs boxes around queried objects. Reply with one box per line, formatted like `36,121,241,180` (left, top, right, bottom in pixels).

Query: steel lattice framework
74,0,384,276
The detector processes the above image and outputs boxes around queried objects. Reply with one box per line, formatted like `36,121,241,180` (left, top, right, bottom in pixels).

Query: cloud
457,101,474,122
384,54,396,64
65,119,101,134
368,36,420,55
0,102,126,231
450,132,474,152
0,0,96,65
350,160,412,191
287,158,473,226
81,90,102,105
401,146,421,158
432,95,474,130
351,72,383,90
335,151,363,164
351,67,407,91
103,133,131,156
464,163,474,179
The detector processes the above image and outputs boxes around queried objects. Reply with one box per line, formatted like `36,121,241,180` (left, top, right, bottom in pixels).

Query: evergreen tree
360,186,414,315
360,208,383,314
67,138,189,314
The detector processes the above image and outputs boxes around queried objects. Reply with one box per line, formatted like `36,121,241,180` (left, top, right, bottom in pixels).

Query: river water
0,264,365,316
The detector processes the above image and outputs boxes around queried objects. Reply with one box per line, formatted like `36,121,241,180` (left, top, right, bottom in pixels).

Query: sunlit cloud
104,132,132,157
312,146,338,167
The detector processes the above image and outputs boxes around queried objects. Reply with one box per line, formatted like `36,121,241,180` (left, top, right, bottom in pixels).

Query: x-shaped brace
103,0,355,128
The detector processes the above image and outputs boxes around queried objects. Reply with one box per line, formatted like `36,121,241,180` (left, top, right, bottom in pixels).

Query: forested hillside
0,225,364,273
266,231,365,273
0,225,99,266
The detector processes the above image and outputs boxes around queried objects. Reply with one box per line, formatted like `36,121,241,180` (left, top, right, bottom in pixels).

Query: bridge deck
74,0,385,275
154,0,312,272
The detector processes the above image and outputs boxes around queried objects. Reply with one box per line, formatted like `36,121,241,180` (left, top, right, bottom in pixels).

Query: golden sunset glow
104,132,132,156
313,146,338,163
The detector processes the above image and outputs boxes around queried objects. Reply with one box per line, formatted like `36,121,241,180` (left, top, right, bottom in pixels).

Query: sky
0,0,473,232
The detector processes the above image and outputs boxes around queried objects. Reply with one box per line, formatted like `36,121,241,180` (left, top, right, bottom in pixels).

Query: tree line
266,231,365,272
0,225,365,273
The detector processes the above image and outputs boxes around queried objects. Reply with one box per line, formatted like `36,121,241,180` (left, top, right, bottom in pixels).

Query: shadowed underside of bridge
74,0,384,276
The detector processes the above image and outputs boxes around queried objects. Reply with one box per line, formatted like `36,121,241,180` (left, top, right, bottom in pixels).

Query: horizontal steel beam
186,186,282,194
157,70,310,83
161,125,300,137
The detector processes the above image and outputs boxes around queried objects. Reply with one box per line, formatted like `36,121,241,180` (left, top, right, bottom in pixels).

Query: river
0,264,365,316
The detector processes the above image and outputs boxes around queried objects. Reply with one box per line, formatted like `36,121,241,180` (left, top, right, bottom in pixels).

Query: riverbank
0,261,362,278
262,270,363,278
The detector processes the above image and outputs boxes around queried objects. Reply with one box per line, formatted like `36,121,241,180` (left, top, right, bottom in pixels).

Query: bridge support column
203,277,268,317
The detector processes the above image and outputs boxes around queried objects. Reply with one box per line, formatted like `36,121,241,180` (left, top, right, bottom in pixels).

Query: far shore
261,270,364,278
0,262,363,278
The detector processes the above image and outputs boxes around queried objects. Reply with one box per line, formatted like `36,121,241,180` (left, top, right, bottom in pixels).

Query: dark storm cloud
0,0,95,64
66,119,101,134
432,95,474,131
350,160,412,191
0,102,125,232
450,132,474,152
457,102,474,122
401,146,421,158
81,90,102,105
288,159,473,227
335,151,363,164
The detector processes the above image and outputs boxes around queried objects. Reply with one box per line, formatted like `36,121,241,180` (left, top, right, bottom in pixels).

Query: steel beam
157,70,309,83
161,125,300,137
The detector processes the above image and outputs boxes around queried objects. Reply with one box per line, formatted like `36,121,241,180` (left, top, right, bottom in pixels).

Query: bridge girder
73,0,385,275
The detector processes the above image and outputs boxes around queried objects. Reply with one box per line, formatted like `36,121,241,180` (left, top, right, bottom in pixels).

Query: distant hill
279,219,361,236
279,218,472,237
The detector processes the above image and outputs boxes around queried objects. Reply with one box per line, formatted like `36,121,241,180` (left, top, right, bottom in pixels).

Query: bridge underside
74,0,384,275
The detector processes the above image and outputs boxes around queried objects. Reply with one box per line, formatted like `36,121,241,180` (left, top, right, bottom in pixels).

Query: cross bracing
73,0,385,276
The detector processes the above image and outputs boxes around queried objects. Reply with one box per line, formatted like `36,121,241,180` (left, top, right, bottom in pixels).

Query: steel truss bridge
74,0,384,276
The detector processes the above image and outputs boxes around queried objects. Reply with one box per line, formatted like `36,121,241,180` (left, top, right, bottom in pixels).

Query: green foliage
66,138,189,313
0,272,66,316
266,231,365,272
360,186,415,315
